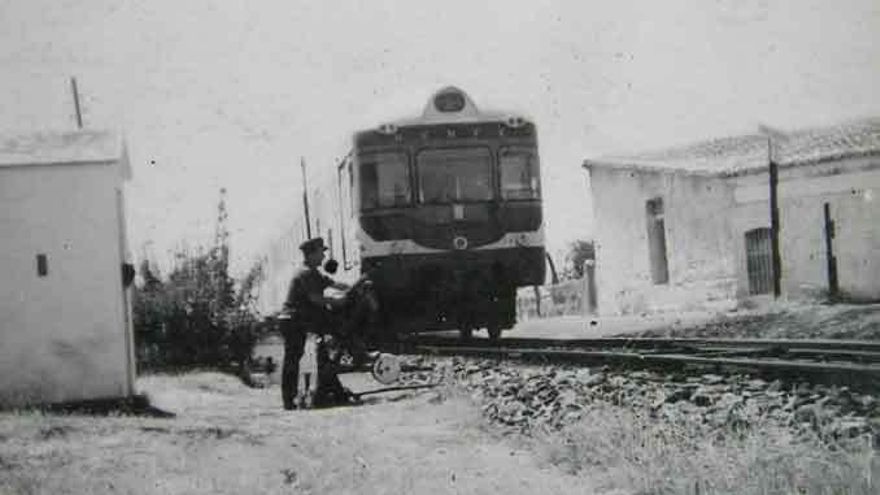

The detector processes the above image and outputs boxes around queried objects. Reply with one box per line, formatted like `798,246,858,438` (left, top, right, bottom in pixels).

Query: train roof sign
423,86,479,117
387,86,508,126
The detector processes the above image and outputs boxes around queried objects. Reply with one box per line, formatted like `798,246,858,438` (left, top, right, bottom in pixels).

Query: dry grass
3,360,876,494
635,302,880,341
532,400,877,495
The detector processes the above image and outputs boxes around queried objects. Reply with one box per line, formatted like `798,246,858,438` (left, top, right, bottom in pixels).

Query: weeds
536,401,877,494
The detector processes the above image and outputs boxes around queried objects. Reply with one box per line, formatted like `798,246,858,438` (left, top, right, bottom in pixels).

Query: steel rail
413,345,880,391
675,346,880,363
394,336,880,353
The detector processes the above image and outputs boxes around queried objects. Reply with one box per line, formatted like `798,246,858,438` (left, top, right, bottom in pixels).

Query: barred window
745,228,773,295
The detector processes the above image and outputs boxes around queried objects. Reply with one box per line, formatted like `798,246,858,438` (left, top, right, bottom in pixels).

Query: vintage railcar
341,86,545,339
259,86,545,340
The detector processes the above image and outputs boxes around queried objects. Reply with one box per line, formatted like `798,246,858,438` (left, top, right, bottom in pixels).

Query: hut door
745,228,773,295
829,191,879,301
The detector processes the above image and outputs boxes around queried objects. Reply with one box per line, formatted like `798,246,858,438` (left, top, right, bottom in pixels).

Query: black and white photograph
1,1,878,493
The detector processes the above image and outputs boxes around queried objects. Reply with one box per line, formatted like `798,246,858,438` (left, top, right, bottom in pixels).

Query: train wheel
459,327,473,341
487,325,502,342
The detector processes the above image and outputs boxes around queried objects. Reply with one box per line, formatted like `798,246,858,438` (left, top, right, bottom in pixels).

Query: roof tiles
584,118,880,176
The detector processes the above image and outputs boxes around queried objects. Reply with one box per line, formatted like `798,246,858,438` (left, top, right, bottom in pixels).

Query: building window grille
745,227,773,295
645,197,669,285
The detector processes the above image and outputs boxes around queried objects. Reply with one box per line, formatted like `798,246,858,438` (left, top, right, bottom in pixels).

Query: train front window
359,151,411,210
499,148,541,200
417,148,492,203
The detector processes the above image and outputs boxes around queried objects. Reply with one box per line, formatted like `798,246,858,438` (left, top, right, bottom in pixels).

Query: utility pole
768,139,781,298
301,157,312,239
212,187,231,308
70,77,83,129
758,125,784,299
823,203,839,301
336,158,346,264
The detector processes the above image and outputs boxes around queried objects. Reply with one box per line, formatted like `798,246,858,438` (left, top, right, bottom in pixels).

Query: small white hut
0,130,135,407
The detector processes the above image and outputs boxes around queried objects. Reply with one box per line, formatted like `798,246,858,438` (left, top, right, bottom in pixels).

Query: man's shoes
342,387,362,405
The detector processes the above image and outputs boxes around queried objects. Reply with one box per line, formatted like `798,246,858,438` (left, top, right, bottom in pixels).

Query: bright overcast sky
2,0,878,274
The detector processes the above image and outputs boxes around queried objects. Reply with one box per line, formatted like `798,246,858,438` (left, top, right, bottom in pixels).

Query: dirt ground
0,372,592,495
2,303,877,494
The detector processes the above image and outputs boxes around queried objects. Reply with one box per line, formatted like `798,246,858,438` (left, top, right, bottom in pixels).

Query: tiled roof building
583,118,879,315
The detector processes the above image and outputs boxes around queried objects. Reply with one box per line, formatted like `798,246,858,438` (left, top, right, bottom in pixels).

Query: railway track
377,336,880,392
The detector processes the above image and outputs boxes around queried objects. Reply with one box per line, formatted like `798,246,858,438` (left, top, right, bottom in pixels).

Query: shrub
132,191,267,371
133,249,265,371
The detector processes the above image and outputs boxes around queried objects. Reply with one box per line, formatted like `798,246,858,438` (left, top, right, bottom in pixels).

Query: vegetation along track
378,336,880,393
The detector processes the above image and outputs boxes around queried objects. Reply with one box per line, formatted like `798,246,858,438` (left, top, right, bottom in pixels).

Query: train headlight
377,123,398,135
505,116,526,128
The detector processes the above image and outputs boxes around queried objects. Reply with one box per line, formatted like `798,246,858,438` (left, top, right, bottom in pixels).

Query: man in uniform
280,237,352,410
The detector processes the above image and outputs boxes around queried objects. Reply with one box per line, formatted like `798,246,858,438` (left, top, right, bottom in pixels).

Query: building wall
516,278,592,320
731,156,880,301
0,162,131,406
589,167,738,315
729,172,776,299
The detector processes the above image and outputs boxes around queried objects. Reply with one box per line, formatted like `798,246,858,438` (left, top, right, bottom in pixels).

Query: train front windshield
417,148,492,203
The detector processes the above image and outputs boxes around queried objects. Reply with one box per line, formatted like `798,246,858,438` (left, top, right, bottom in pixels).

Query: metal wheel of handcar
487,325,502,341
371,353,402,385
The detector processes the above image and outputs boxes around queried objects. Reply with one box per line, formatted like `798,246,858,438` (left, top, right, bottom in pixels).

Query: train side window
347,160,355,218
499,148,541,200
359,151,411,209
343,158,357,269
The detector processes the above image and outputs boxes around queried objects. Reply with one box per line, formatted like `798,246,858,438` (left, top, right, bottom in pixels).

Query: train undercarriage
359,247,544,341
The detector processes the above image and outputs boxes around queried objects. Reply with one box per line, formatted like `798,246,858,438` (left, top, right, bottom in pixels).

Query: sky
1,0,878,275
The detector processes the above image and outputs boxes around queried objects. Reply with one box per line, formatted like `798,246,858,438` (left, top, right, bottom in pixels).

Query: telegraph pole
823,202,839,301
768,141,781,298
301,157,312,239
759,125,783,299
70,77,83,129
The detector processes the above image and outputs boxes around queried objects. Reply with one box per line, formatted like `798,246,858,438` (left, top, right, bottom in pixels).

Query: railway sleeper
416,346,880,394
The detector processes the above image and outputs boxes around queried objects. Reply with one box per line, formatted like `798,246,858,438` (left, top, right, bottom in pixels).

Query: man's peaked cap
299,237,328,254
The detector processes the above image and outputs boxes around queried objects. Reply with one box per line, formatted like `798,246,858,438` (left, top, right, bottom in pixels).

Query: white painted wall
588,167,738,315
0,161,133,406
591,156,880,315
732,157,880,301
